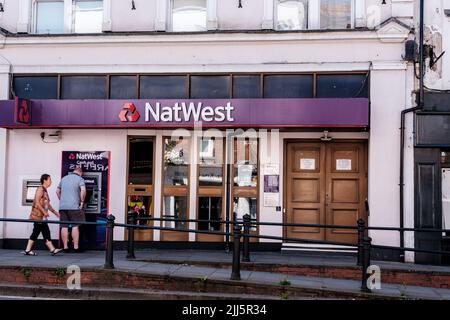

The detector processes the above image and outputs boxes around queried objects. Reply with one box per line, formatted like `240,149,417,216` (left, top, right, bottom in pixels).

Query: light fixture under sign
320,130,332,142
40,131,62,143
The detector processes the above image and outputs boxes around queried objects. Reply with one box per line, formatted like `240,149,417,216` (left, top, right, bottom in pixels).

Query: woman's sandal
22,250,37,256
51,248,63,256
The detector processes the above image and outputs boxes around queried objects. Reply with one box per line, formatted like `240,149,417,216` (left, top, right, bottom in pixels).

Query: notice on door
300,158,316,170
336,159,352,171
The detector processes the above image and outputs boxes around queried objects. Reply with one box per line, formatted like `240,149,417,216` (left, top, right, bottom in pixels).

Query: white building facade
0,0,422,262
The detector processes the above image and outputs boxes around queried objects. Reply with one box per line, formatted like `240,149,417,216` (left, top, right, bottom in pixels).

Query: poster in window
263,173,280,207
237,165,253,186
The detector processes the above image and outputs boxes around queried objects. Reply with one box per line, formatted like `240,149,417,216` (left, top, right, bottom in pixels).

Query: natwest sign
144,101,234,122
0,98,370,129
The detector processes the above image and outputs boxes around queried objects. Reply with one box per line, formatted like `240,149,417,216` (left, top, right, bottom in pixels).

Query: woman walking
22,174,63,256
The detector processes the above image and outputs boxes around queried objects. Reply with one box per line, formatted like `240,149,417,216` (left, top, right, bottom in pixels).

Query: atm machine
81,172,107,250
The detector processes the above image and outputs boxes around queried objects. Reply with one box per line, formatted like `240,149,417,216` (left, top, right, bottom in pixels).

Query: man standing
57,166,86,253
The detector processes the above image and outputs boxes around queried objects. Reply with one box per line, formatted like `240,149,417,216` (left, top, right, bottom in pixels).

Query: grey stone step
0,283,308,300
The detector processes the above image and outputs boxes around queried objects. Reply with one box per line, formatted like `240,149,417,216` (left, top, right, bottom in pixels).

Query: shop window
232,75,261,98
199,138,224,187
234,138,258,187
196,137,225,241
162,196,188,229
162,136,191,240
276,0,308,30
128,138,153,185
73,0,103,33
128,195,152,226
35,1,65,34
232,137,259,234
163,137,190,186
190,76,230,99
320,0,352,29
13,76,58,99
110,76,138,99
61,76,107,99
316,74,368,98
126,137,154,241
171,0,207,32
233,197,258,231
140,76,188,99
198,197,222,231
264,75,313,98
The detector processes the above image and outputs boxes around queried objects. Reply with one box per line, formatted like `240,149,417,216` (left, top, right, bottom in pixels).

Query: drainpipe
399,0,425,261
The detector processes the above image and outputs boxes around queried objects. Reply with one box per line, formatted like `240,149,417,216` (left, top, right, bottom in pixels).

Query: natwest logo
145,102,234,122
75,152,103,160
119,102,140,122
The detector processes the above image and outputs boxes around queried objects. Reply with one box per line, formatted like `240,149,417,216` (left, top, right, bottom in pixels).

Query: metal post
361,236,372,293
126,212,136,259
357,218,365,266
242,214,251,262
230,223,242,280
104,215,115,269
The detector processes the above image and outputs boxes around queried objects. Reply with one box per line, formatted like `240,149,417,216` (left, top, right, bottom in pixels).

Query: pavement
0,249,449,299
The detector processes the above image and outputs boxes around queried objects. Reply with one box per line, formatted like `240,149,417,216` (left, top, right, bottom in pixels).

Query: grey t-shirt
58,173,86,210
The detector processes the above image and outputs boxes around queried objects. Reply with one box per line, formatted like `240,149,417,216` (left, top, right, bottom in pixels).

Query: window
232,75,261,98
35,1,64,34
13,76,58,99
73,0,103,33
197,137,225,241
198,197,222,232
233,197,257,231
276,0,308,30
163,137,190,186
140,76,188,99
232,137,259,232
162,136,191,241
126,137,154,239
128,138,153,185
190,76,230,99
61,76,107,99
320,0,352,29
264,75,313,98
234,138,258,187
316,74,368,98
171,0,207,32
163,196,188,229
110,76,138,99
198,138,224,187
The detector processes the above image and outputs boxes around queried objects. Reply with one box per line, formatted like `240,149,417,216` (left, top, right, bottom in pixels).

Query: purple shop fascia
0,98,369,129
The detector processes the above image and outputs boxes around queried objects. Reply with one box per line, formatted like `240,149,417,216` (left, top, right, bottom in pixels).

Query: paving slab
1,249,450,299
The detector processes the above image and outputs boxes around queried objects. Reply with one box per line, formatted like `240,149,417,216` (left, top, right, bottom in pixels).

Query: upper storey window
33,0,103,34
276,0,353,30
73,0,103,33
320,0,352,29
276,0,308,30
171,0,207,32
35,1,65,34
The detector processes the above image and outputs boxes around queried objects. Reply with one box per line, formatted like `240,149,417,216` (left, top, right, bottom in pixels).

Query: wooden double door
285,141,367,244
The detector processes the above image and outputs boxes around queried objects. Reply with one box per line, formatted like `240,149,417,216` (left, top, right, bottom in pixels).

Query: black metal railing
1,215,450,293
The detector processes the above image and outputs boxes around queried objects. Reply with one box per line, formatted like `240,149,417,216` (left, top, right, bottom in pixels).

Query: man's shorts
60,210,85,228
